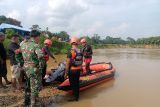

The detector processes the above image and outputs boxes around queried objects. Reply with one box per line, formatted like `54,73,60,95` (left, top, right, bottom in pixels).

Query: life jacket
42,47,49,61
81,44,92,58
70,49,83,67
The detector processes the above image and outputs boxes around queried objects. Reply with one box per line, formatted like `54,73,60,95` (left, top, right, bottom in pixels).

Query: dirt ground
0,83,68,107
0,56,69,107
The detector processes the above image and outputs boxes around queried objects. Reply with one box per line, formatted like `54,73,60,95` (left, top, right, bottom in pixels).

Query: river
58,48,160,107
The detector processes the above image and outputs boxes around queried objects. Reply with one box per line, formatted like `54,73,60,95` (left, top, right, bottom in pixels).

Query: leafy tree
39,33,46,47
3,38,11,49
136,36,160,45
0,15,22,27
85,36,93,45
0,16,6,24
5,29,18,39
102,36,126,44
91,34,101,44
126,37,136,44
59,31,70,41
104,36,114,44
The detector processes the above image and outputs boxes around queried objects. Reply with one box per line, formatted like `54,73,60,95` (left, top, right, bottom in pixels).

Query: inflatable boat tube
57,62,115,91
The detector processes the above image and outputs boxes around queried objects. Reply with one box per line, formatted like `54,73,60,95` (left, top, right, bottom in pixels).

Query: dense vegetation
86,35,160,46
0,15,22,27
3,29,70,54
2,29,160,54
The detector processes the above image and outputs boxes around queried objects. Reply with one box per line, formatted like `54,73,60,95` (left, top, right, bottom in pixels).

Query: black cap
24,32,30,39
30,30,40,37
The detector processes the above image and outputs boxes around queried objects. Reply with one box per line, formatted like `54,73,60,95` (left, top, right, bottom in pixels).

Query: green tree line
1,15,160,54
2,28,160,55
86,35,160,46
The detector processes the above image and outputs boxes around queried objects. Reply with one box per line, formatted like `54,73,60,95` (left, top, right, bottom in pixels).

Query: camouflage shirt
20,39,44,68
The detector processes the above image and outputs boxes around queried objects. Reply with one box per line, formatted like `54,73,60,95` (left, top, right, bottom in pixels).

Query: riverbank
0,55,68,107
0,84,68,107
51,43,160,54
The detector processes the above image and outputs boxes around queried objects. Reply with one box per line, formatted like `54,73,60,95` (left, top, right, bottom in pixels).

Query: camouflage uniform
19,39,44,105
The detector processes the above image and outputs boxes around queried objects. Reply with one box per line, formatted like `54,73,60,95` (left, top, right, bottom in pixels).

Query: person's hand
15,49,20,54
34,68,40,74
64,72,68,79
44,74,49,79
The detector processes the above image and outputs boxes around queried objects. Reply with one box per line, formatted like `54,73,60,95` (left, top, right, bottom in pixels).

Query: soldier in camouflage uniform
18,30,44,106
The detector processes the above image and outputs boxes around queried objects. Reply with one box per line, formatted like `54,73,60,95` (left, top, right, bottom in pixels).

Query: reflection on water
59,48,160,107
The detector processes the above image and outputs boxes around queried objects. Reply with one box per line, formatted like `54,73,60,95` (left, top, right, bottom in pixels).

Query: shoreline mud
0,84,69,107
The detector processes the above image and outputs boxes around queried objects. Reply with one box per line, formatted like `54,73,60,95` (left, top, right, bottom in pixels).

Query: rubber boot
24,78,31,106
31,97,41,107
24,92,31,106
68,96,76,102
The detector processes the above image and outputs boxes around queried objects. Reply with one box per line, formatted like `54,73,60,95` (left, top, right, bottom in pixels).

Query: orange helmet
80,38,87,43
70,37,78,44
44,39,52,46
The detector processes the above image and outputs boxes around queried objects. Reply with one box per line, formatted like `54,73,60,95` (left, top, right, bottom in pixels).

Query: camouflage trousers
24,66,42,105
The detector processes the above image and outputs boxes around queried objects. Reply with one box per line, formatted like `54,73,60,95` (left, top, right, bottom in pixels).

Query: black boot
68,97,76,102
24,78,31,106
24,93,31,106
31,97,41,107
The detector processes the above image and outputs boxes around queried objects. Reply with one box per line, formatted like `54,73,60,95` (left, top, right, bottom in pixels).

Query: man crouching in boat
65,37,83,101
80,38,93,74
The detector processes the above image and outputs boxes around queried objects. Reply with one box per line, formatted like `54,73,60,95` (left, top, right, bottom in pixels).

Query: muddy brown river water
58,48,160,107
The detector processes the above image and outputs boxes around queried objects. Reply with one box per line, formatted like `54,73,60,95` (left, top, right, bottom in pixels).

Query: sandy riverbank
0,55,68,107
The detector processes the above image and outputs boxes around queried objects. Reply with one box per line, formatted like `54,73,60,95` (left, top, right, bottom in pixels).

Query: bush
3,32,71,54
39,34,45,47
5,29,18,39
60,48,68,54
51,41,70,54
3,38,11,49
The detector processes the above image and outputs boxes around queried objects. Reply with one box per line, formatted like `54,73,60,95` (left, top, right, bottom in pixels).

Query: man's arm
8,44,18,65
64,49,72,78
88,45,93,55
0,46,3,64
84,45,92,56
35,44,45,69
44,46,56,60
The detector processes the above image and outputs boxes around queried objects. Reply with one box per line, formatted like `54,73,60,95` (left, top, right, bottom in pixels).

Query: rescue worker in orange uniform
65,37,83,101
80,38,93,74
42,39,57,86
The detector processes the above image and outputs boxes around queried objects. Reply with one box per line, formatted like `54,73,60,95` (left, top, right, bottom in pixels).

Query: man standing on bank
8,34,23,91
20,30,45,106
65,37,83,101
0,32,11,88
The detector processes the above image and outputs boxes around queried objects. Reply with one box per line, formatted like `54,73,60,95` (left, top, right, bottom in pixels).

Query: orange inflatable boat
57,62,116,91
